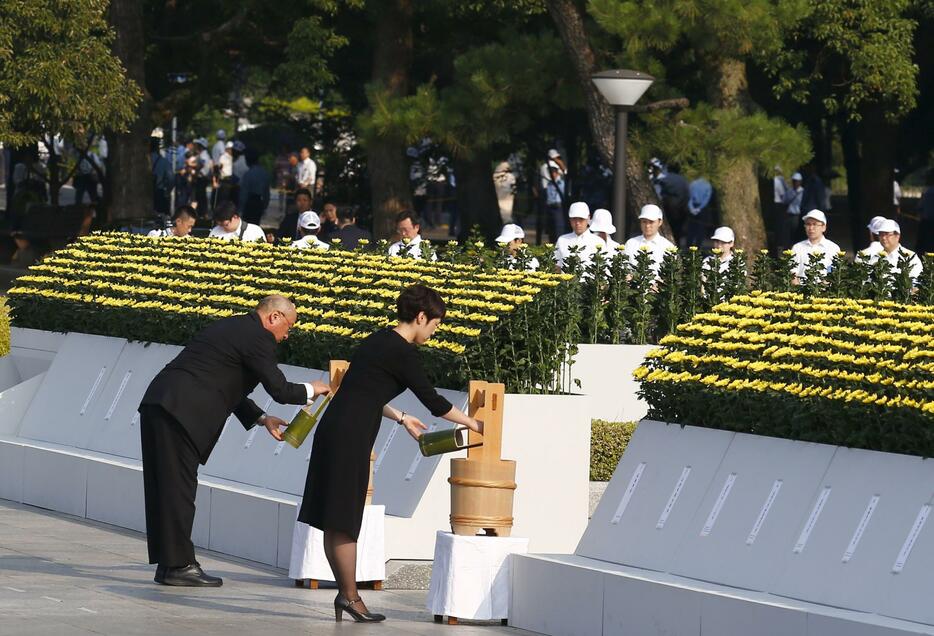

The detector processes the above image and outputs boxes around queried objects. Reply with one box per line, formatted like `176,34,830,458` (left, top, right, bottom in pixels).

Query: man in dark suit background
139,295,330,587
324,206,373,249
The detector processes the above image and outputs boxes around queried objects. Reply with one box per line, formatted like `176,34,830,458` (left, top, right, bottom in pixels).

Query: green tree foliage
0,0,141,146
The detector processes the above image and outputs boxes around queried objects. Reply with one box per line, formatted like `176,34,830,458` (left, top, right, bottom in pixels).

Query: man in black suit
276,187,313,243
324,206,373,249
138,295,330,587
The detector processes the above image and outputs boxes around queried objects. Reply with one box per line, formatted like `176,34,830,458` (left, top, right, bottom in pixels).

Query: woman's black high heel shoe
334,593,386,623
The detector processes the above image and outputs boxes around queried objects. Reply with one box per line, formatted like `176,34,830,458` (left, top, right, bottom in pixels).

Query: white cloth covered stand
288,504,385,585
426,530,529,623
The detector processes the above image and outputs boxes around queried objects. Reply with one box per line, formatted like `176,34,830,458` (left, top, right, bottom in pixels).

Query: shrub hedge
590,420,637,481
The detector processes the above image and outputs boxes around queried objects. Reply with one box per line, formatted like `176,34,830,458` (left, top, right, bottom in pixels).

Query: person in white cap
623,204,675,274
292,211,330,251
540,149,566,190
791,209,841,279
554,202,605,270
589,209,620,252
870,218,922,282
779,172,804,250
704,226,735,273
495,224,539,270
860,216,887,258
212,130,227,165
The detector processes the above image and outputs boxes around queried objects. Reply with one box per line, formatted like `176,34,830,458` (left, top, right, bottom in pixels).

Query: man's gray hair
256,295,296,315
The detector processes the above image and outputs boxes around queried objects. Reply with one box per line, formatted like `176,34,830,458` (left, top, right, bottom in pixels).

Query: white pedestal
427,530,529,624
288,504,385,586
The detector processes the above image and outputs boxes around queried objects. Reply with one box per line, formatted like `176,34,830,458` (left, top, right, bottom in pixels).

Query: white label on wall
404,423,438,481
104,371,133,421
657,466,692,530
701,473,738,536
274,440,285,456
892,504,931,573
130,412,140,427
746,479,784,545
244,427,259,448
374,425,399,474
842,495,880,563
80,367,108,415
611,462,646,525
793,486,832,554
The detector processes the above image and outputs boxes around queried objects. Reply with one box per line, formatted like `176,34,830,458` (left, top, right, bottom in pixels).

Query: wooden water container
449,457,516,537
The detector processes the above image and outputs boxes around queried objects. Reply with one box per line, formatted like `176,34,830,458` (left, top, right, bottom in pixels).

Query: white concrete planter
0,329,592,566
564,343,657,423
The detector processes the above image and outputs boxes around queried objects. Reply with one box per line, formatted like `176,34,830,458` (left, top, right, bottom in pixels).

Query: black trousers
139,405,200,567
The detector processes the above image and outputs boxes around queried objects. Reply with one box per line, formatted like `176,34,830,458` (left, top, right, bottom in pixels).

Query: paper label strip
104,371,132,421
892,504,931,573
656,466,691,530
793,486,832,554
611,462,646,525
842,495,880,563
746,479,783,545
80,367,108,415
374,425,399,474
701,473,737,536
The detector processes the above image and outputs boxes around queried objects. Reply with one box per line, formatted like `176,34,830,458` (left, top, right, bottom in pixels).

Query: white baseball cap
867,216,887,233
710,226,735,243
589,209,616,234
547,148,560,159
802,209,827,224
876,219,901,234
495,223,525,243
791,172,803,181
298,211,321,230
568,201,591,219
639,204,663,221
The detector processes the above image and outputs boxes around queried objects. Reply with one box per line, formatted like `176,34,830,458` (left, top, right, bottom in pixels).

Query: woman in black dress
298,284,482,623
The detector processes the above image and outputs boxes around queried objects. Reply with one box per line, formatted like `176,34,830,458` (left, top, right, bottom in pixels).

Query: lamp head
591,70,655,107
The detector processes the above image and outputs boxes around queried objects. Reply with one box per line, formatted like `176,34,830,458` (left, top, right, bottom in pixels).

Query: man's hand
401,415,428,441
311,380,331,397
261,415,289,441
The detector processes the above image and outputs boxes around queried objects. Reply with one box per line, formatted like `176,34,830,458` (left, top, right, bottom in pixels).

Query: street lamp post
591,70,654,241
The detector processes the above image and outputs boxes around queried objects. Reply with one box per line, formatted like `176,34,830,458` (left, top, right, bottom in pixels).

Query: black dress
298,327,453,540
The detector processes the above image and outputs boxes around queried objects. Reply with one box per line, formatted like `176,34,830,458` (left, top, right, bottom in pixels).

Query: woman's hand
401,414,428,440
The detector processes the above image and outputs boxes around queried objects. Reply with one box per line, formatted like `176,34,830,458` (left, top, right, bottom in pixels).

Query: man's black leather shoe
160,563,223,587
154,564,167,584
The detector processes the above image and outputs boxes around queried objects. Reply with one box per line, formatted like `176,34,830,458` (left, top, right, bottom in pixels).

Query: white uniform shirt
388,235,436,260
147,228,190,239
212,141,226,165
554,231,606,269
703,253,732,274
198,150,213,178
292,235,330,251
623,233,676,274
893,180,902,206
871,246,923,281
298,157,317,189
209,220,265,242
218,153,233,179
860,241,884,258
791,236,841,278
504,255,540,271
773,175,787,204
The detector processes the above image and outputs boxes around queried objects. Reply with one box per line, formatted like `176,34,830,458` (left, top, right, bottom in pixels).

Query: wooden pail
449,457,517,537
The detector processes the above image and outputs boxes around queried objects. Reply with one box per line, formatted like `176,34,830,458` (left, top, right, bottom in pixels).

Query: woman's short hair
397,284,446,322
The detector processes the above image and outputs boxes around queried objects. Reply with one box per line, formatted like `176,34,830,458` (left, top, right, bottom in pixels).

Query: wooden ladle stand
448,380,516,537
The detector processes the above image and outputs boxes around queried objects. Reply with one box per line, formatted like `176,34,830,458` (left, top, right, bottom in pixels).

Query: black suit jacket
140,312,308,463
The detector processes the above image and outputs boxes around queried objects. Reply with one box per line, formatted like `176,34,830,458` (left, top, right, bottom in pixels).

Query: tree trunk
544,0,658,228
453,151,500,243
708,58,766,252
858,103,896,232
367,0,414,240
107,0,152,223
840,116,863,251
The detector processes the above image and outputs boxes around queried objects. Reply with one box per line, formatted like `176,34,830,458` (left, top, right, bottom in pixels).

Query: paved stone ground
0,500,530,636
